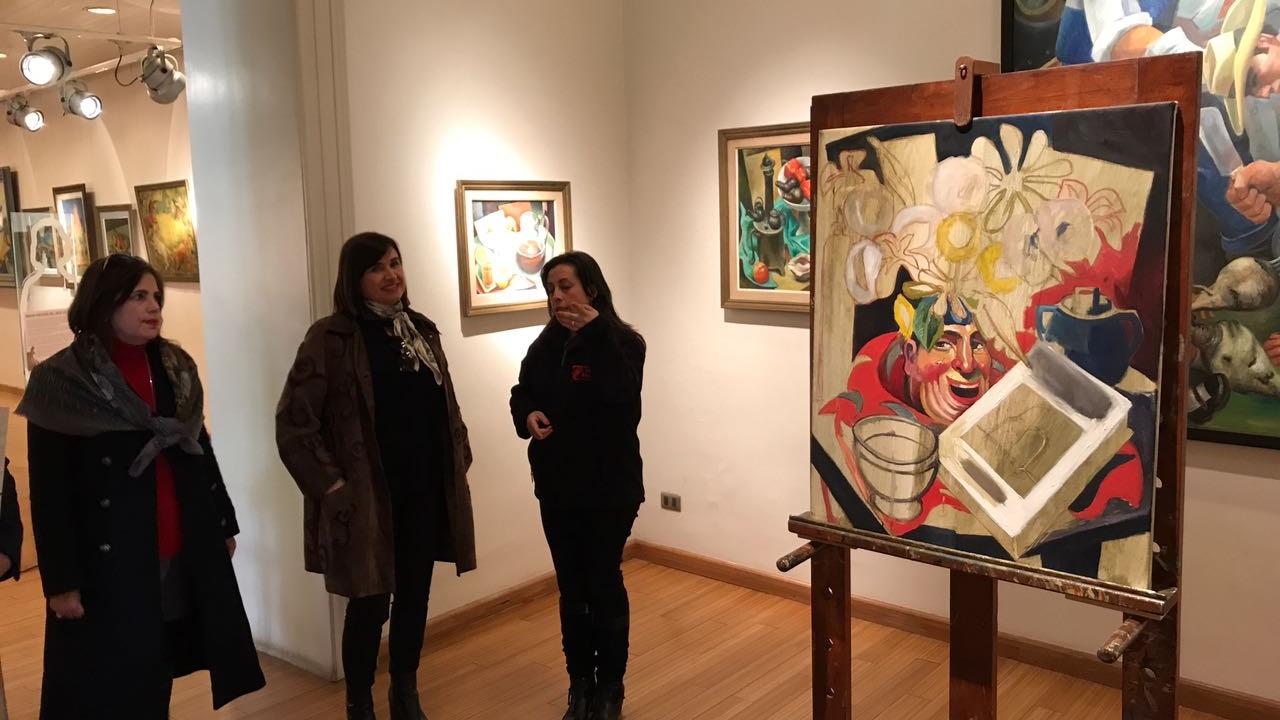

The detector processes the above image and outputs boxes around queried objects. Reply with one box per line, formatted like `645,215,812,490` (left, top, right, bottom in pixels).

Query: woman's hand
226,538,237,558
527,411,554,440
555,302,599,332
49,590,85,620
325,479,346,495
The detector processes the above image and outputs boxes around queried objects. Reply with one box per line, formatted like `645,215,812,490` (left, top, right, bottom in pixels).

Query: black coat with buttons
27,346,264,718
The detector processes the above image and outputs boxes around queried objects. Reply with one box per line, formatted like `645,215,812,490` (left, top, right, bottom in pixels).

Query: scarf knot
364,301,443,384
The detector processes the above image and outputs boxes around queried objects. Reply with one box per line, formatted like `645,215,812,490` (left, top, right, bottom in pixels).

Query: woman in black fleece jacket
510,251,645,720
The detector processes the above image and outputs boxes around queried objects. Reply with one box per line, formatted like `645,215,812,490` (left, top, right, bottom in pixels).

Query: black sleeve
510,344,546,440
27,423,82,598
200,428,240,539
0,458,22,582
578,321,645,404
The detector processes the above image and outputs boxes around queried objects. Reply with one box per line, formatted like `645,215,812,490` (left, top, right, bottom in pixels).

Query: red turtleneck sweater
111,341,182,559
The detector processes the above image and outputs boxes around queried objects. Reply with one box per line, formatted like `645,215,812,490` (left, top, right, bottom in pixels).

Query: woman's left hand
226,537,237,558
556,302,599,332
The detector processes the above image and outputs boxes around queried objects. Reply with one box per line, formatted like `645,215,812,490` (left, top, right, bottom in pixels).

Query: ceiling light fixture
84,6,118,14
140,46,185,104
61,81,103,120
19,35,72,86
6,95,44,132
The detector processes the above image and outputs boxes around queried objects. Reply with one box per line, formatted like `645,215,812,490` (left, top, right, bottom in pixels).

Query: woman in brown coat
276,232,476,720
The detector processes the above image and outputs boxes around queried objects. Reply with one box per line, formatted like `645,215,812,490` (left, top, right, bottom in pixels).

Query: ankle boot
346,698,375,720
588,681,623,720
561,675,594,720
389,672,427,720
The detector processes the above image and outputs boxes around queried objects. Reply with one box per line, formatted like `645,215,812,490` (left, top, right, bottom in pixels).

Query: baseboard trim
424,570,559,647
628,540,1280,720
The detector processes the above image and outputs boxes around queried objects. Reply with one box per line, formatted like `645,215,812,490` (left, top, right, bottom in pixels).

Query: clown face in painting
898,294,994,425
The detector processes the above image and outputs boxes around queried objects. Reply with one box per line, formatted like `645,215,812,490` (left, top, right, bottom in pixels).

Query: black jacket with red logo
510,318,645,509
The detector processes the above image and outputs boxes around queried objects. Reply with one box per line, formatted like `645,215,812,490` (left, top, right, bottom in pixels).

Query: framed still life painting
135,180,200,282
999,1,1280,450
719,122,812,312
455,180,572,316
96,204,139,257
52,183,96,278
0,168,19,287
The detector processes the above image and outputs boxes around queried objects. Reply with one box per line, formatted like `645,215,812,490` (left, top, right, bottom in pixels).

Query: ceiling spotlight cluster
6,31,186,133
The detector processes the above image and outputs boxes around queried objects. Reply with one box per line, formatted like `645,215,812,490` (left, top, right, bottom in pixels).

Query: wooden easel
782,52,1198,719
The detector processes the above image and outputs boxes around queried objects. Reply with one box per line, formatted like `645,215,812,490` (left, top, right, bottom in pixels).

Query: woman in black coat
509,251,645,720
1,457,21,583
17,255,264,719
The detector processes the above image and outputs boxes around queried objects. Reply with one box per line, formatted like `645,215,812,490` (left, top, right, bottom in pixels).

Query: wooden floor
0,560,1226,720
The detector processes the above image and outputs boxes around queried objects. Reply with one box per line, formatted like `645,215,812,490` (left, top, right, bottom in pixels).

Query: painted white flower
971,124,1073,234
999,198,1096,286
931,155,988,215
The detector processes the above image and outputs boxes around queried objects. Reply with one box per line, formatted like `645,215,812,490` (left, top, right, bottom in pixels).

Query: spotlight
61,82,103,120
141,47,185,104
20,35,72,87
6,96,44,132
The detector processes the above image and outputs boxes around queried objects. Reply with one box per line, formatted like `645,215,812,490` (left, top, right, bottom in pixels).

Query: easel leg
812,543,851,720
950,570,997,720
1122,608,1179,719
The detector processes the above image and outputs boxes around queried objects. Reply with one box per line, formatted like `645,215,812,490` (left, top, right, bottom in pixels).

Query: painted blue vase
1035,287,1143,386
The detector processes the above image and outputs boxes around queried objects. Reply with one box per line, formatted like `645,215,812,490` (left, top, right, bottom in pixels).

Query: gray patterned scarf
365,300,442,384
16,334,205,477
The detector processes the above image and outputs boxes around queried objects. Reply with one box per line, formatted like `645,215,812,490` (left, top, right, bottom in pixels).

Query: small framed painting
52,183,97,278
719,122,811,312
0,168,20,287
455,180,573,316
96,204,139,257
135,179,199,282
21,207,57,276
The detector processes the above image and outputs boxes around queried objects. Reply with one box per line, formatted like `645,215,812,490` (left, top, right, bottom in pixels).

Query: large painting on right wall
1004,0,1280,449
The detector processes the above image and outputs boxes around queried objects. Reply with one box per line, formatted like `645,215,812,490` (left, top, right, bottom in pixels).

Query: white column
182,0,336,677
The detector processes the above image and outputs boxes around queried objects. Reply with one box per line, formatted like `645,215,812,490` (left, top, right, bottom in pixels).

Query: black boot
561,675,594,720
588,681,624,720
346,697,375,720
389,672,427,720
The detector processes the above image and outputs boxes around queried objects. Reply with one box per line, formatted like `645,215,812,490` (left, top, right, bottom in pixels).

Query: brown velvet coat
275,311,476,598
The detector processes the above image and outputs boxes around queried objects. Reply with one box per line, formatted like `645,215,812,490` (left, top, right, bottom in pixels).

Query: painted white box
938,344,1132,560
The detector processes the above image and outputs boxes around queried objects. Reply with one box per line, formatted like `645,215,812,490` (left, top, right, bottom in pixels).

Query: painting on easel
810,103,1176,590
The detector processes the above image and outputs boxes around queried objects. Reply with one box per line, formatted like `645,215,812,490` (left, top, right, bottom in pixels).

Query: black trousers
540,502,639,684
342,497,436,700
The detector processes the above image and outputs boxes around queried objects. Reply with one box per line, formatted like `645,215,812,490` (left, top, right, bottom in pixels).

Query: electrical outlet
660,492,681,512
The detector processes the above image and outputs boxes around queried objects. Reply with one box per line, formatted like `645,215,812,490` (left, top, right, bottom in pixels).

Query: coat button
100,456,113,467
99,544,111,553
99,498,111,509
220,518,228,528
210,482,218,491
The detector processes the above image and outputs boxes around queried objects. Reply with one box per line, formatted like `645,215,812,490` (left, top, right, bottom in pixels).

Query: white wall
340,0,630,621
0,61,205,388
623,0,1280,703
182,0,336,676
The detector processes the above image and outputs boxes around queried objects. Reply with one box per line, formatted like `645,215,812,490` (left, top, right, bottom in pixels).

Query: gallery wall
621,0,1280,703
0,57,205,389
340,0,631,623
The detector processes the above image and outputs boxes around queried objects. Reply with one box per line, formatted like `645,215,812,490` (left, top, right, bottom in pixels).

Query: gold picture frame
719,122,811,312
455,180,572,317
